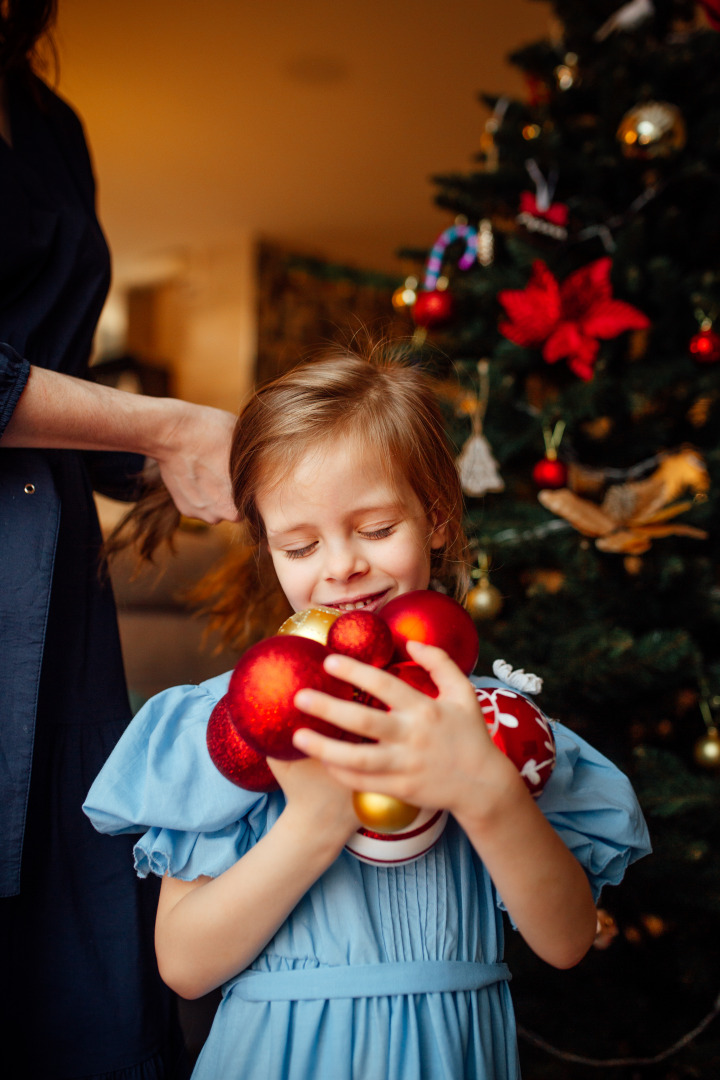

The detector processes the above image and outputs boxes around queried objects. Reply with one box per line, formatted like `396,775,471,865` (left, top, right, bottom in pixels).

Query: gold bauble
352,792,420,832
693,727,720,770
616,101,686,159
277,606,339,645
392,283,417,310
465,577,503,621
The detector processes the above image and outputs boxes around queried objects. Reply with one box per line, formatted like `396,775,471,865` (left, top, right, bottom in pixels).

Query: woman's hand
152,399,239,524
292,639,518,823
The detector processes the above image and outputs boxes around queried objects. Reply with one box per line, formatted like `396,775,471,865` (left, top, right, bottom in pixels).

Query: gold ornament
617,101,686,159
554,52,579,91
693,726,720,770
277,606,339,645
466,576,503,621
392,276,418,311
352,792,419,832
466,552,503,621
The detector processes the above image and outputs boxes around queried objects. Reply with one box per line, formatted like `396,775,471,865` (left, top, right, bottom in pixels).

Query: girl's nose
323,542,369,583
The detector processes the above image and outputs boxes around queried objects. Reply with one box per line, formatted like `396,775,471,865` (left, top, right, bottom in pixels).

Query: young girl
85,345,650,1080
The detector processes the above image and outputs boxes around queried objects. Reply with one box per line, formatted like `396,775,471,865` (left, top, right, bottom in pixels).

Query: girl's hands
267,755,360,849
293,639,519,823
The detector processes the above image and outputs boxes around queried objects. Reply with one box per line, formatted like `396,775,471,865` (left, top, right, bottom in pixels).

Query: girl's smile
257,439,446,615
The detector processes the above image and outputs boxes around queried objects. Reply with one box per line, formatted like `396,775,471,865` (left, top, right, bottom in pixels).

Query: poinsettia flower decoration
498,257,650,380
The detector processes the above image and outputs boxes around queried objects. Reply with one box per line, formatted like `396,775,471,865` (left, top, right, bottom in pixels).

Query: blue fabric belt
229,961,511,1001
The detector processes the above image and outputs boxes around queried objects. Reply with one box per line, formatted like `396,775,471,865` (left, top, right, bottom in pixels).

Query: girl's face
257,437,446,615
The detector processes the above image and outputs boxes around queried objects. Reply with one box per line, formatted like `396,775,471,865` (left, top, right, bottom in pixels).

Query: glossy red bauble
380,589,479,675
326,610,394,668
386,661,440,699
207,697,279,791
474,685,556,797
227,635,356,760
412,289,454,328
689,327,720,364
532,456,568,488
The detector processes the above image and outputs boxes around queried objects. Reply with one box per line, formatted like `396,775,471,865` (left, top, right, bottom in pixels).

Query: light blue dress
84,670,650,1080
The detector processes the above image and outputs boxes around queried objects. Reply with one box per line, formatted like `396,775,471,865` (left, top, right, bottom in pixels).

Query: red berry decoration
326,610,394,668
227,635,356,760
206,697,279,792
532,455,568,488
474,685,556,797
412,289,454,328
380,589,479,675
689,326,720,364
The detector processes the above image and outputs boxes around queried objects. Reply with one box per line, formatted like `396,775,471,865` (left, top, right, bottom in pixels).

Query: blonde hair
191,342,470,651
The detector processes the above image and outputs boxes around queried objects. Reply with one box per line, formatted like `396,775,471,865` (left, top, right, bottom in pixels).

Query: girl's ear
430,514,448,550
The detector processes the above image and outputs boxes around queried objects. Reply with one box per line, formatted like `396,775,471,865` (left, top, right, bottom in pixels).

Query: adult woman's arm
1,364,238,523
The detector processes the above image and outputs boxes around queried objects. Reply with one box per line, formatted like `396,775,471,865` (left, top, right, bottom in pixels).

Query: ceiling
55,0,553,282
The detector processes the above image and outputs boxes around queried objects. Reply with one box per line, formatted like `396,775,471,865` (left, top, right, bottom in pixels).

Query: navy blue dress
0,74,185,1078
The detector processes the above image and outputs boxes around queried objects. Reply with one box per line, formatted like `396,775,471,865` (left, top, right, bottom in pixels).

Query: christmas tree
399,1,720,1075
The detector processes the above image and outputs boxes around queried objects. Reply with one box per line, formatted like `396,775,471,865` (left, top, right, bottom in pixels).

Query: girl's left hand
293,639,518,822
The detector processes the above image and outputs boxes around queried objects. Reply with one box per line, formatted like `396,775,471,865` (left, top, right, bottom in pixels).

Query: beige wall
102,239,259,413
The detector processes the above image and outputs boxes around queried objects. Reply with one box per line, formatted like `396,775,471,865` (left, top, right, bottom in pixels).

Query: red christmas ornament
227,635,356,760
381,590,479,675
386,661,440,699
326,610,394,668
532,455,568,488
474,685,556,797
498,257,650,380
206,696,279,792
699,0,720,30
412,289,454,328
689,326,720,364
518,191,569,228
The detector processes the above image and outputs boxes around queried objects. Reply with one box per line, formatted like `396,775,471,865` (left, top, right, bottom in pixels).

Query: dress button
24,483,36,494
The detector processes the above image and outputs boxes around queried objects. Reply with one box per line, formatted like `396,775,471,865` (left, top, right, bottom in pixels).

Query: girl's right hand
267,755,360,849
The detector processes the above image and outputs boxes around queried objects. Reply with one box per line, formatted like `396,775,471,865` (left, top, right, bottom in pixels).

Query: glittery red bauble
474,685,556,797
532,456,568,488
206,696,279,792
689,327,720,364
227,635,357,760
412,289,454,328
326,610,394,668
381,590,479,675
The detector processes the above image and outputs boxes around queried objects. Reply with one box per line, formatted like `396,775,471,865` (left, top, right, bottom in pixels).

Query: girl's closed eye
284,541,318,560
359,525,396,540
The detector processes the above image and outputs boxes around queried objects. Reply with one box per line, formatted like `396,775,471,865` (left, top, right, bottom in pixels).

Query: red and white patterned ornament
345,808,449,866
474,685,556,797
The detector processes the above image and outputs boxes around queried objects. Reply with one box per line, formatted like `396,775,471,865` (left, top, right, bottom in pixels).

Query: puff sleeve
535,721,651,900
83,672,281,881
